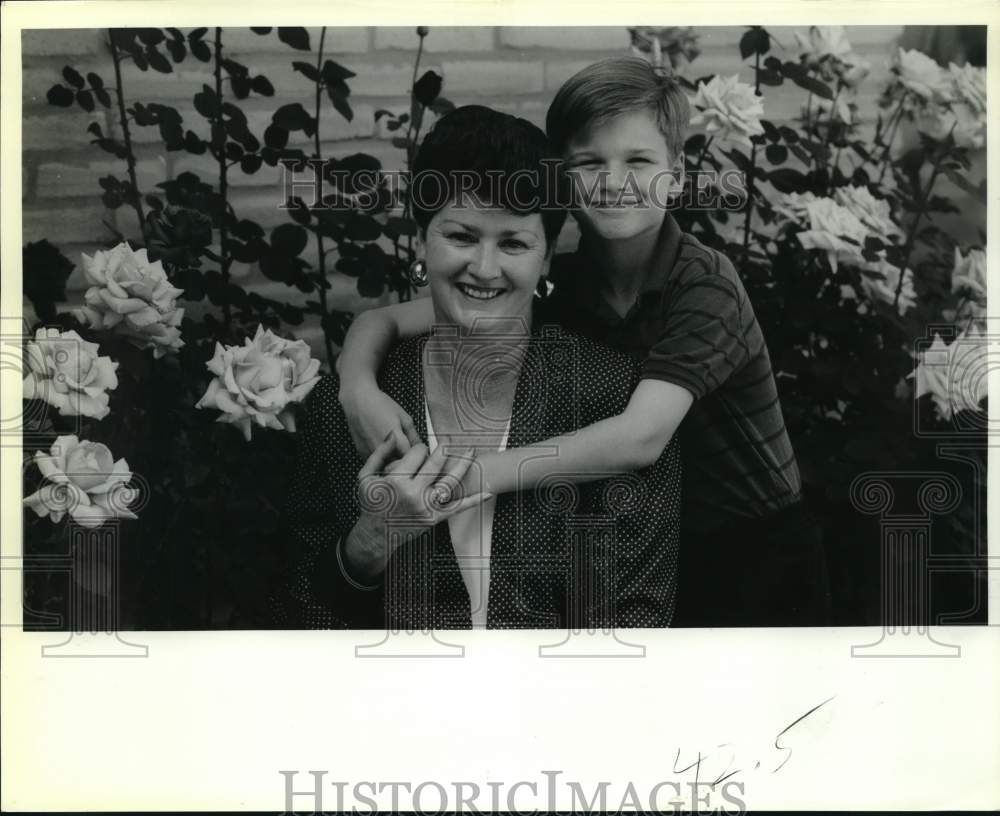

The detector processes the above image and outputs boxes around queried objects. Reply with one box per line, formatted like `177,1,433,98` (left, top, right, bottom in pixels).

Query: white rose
913,62,986,149
22,328,119,420
860,258,917,316
894,48,950,102
795,27,870,90
195,324,321,441
813,95,854,125
838,54,871,89
948,102,987,150
795,26,853,62
833,185,903,241
23,435,137,528
909,326,990,420
773,191,818,226
74,242,185,359
689,75,765,150
796,197,868,273
951,247,987,302
917,100,986,150
948,62,986,114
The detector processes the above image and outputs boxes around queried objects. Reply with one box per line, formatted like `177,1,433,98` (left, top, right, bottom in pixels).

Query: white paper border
2,2,998,811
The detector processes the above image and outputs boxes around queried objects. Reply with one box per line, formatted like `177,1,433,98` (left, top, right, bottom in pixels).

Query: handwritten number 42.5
672,695,836,786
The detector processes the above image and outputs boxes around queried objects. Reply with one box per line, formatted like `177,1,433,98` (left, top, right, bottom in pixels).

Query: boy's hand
340,382,420,459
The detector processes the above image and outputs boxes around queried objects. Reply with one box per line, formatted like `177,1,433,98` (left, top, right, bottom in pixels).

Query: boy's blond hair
546,56,691,161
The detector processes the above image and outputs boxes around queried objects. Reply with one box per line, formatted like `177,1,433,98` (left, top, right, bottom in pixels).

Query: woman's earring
407,258,428,287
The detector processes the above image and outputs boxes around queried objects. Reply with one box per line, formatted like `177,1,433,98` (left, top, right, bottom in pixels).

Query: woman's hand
359,437,489,524
339,382,420,459
344,437,492,580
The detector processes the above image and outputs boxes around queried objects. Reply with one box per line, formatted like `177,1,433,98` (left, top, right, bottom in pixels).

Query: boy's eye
628,157,653,165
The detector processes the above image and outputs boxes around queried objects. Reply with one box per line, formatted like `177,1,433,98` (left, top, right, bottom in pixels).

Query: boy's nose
603,163,626,194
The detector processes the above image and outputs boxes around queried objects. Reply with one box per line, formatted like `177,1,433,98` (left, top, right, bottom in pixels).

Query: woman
270,106,682,630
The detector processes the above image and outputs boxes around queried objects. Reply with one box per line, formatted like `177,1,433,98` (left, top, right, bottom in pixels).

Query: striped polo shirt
543,212,802,533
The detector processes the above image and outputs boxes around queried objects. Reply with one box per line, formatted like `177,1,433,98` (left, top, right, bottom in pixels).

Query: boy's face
563,109,682,243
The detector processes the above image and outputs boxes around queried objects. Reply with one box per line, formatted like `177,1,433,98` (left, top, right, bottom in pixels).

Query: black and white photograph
3,3,997,812
16,21,990,632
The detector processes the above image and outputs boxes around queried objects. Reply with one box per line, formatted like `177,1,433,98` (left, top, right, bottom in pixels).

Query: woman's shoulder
378,335,425,395
534,320,639,376
304,372,340,408
529,321,642,418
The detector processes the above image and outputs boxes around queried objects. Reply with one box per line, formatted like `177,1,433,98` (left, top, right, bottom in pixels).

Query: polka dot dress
268,319,681,629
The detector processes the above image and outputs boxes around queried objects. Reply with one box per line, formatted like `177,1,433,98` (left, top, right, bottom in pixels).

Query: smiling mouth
456,282,507,301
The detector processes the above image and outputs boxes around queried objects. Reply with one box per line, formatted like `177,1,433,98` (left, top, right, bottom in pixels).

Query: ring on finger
430,482,453,507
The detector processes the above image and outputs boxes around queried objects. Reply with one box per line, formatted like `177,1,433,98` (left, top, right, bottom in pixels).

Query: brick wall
22,25,908,359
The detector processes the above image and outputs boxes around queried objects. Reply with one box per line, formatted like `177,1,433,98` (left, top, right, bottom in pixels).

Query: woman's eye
501,239,529,250
447,232,476,243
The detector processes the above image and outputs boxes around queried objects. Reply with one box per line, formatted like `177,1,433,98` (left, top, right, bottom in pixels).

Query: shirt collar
565,210,684,303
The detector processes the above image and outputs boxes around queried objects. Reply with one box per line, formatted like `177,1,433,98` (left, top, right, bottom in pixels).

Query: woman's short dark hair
546,56,690,161
410,105,568,250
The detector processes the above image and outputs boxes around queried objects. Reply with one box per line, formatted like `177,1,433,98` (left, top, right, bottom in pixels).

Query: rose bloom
795,26,871,90
773,191,818,226
894,48,950,102
952,247,987,303
833,185,903,241
74,242,185,358
195,324,321,441
689,74,765,150
22,328,119,420
795,26,853,62
917,100,986,150
838,54,871,89
813,94,854,125
796,197,868,273
948,62,986,114
861,258,917,316
23,435,137,528
909,61,985,149
910,326,989,421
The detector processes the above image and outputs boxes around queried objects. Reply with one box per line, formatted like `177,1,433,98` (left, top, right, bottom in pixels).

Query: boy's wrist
467,449,507,496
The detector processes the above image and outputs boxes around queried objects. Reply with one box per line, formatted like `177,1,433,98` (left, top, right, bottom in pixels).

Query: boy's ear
668,154,687,198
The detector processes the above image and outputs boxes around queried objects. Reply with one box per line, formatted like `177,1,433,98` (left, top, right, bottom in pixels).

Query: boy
336,57,831,626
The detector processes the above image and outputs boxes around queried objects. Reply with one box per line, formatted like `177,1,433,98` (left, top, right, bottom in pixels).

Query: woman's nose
468,244,501,280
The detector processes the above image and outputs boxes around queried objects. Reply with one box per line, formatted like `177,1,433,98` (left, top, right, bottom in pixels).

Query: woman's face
420,193,550,334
